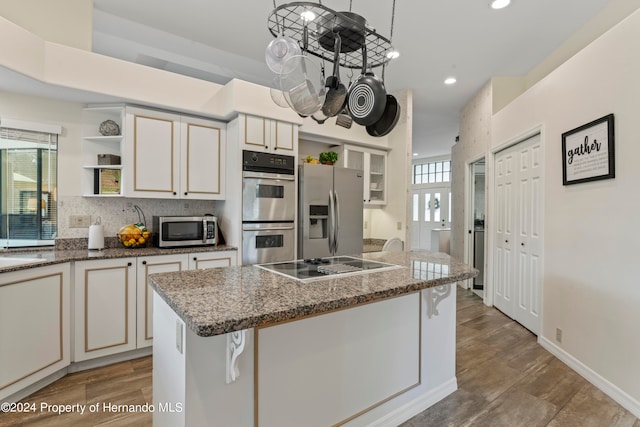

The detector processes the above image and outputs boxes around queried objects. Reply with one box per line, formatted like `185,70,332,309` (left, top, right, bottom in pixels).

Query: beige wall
452,8,640,414
0,0,92,50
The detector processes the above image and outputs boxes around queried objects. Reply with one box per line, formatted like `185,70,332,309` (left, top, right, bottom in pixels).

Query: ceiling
91,0,609,158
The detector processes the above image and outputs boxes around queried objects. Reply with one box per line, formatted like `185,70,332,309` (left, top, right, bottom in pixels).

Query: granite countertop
149,251,478,337
0,243,237,274
363,238,387,253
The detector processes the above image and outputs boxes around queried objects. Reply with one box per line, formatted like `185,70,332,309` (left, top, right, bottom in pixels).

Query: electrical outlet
364,221,368,229
69,215,91,228
397,221,402,230
555,328,563,343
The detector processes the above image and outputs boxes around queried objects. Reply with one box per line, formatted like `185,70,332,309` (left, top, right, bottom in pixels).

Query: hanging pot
265,34,301,74
279,54,326,116
366,94,400,137
348,46,387,126
322,33,348,118
316,11,367,53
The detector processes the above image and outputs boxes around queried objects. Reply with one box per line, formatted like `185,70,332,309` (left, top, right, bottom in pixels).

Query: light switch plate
69,215,91,228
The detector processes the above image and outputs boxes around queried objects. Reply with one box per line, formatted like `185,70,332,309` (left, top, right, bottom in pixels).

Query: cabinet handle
505,240,509,243
521,242,525,246
274,146,277,150
184,192,188,196
142,260,147,265
265,146,269,149
193,257,197,261
173,192,177,196
127,262,132,267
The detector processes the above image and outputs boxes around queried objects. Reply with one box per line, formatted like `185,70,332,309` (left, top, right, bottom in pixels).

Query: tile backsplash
58,196,218,238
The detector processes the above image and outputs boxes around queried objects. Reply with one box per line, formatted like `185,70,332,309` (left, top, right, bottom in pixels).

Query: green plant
319,151,338,164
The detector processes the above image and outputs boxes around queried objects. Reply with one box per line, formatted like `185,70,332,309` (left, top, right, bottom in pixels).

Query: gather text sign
562,114,615,185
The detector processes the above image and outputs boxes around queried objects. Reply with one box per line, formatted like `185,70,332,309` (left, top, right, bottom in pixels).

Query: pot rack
267,2,394,69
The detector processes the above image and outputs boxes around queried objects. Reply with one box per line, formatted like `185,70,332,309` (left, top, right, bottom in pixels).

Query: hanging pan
347,46,387,126
322,33,348,117
279,25,325,117
366,66,401,137
366,94,400,136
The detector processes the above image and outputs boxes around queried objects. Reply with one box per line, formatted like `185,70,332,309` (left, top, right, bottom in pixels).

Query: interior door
493,134,542,334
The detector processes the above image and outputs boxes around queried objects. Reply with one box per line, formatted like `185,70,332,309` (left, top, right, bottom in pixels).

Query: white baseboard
539,336,640,419
369,378,458,427
68,347,152,373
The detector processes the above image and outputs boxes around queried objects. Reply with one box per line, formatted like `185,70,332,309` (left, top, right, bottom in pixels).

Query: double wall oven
242,150,296,265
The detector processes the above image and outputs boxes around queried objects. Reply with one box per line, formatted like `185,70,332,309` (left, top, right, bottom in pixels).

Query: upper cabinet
81,105,125,197
123,106,226,200
339,144,388,206
241,114,297,154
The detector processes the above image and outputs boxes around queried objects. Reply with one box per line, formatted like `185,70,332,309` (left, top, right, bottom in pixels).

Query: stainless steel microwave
153,216,217,248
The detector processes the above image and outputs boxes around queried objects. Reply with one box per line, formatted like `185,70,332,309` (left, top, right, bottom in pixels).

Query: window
413,160,451,184
1,125,59,247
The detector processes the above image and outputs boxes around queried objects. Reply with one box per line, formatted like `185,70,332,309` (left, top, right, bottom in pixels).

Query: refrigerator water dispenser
309,205,328,239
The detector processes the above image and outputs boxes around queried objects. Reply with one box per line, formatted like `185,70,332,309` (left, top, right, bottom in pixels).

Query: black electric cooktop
257,256,402,283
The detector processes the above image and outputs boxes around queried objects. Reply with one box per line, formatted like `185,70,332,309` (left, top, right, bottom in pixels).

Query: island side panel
257,292,421,427
153,292,186,427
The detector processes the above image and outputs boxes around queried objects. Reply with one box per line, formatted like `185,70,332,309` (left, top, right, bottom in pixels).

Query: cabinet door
125,107,180,198
272,121,295,153
180,117,226,200
137,254,188,348
243,115,268,151
188,250,237,270
0,264,70,400
74,258,136,361
341,145,387,206
367,151,387,205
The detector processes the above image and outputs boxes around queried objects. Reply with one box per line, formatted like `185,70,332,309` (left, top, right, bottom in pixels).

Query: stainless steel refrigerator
298,163,364,259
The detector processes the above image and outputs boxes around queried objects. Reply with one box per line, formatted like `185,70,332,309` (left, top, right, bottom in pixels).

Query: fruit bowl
117,224,151,248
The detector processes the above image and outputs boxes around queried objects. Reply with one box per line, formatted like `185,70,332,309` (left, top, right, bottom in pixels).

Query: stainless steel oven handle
242,172,295,181
203,219,207,243
242,225,295,231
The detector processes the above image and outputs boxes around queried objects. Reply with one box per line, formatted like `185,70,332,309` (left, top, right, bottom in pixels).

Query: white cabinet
136,254,189,349
188,250,236,270
339,145,388,206
241,114,297,154
81,105,125,197
0,263,71,401
74,257,137,361
124,106,226,200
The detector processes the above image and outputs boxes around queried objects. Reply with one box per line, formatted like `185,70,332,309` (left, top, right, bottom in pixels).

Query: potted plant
319,151,338,165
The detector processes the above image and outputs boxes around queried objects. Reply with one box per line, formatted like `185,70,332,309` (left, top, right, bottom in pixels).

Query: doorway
492,132,543,335
467,159,486,298
411,187,451,250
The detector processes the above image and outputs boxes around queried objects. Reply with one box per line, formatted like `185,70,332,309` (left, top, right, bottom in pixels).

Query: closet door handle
521,242,525,246
505,240,509,243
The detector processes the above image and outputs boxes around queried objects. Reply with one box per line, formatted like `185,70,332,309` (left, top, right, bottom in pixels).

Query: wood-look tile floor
2,287,638,426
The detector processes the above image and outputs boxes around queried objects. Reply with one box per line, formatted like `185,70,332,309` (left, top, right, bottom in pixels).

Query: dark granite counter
0,244,237,274
148,250,477,337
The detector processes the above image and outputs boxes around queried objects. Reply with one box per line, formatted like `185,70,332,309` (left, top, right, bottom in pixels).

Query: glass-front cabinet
339,144,388,206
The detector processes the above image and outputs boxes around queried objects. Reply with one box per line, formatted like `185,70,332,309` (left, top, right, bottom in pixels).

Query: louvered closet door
493,133,543,334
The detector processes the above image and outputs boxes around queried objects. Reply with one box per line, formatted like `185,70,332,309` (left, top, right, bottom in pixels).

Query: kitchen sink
0,257,47,268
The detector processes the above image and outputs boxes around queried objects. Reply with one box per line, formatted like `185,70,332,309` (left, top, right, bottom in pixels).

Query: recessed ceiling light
300,10,316,21
490,0,511,10
444,77,457,85
413,153,419,156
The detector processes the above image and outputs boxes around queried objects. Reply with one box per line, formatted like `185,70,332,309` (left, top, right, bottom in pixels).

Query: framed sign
562,114,615,185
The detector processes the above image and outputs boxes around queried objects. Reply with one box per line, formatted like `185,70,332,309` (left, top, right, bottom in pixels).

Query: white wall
453,9,640,415
491,9,640,407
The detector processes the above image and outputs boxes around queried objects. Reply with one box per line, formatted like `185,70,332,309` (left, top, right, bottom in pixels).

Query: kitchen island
149,251,477,427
